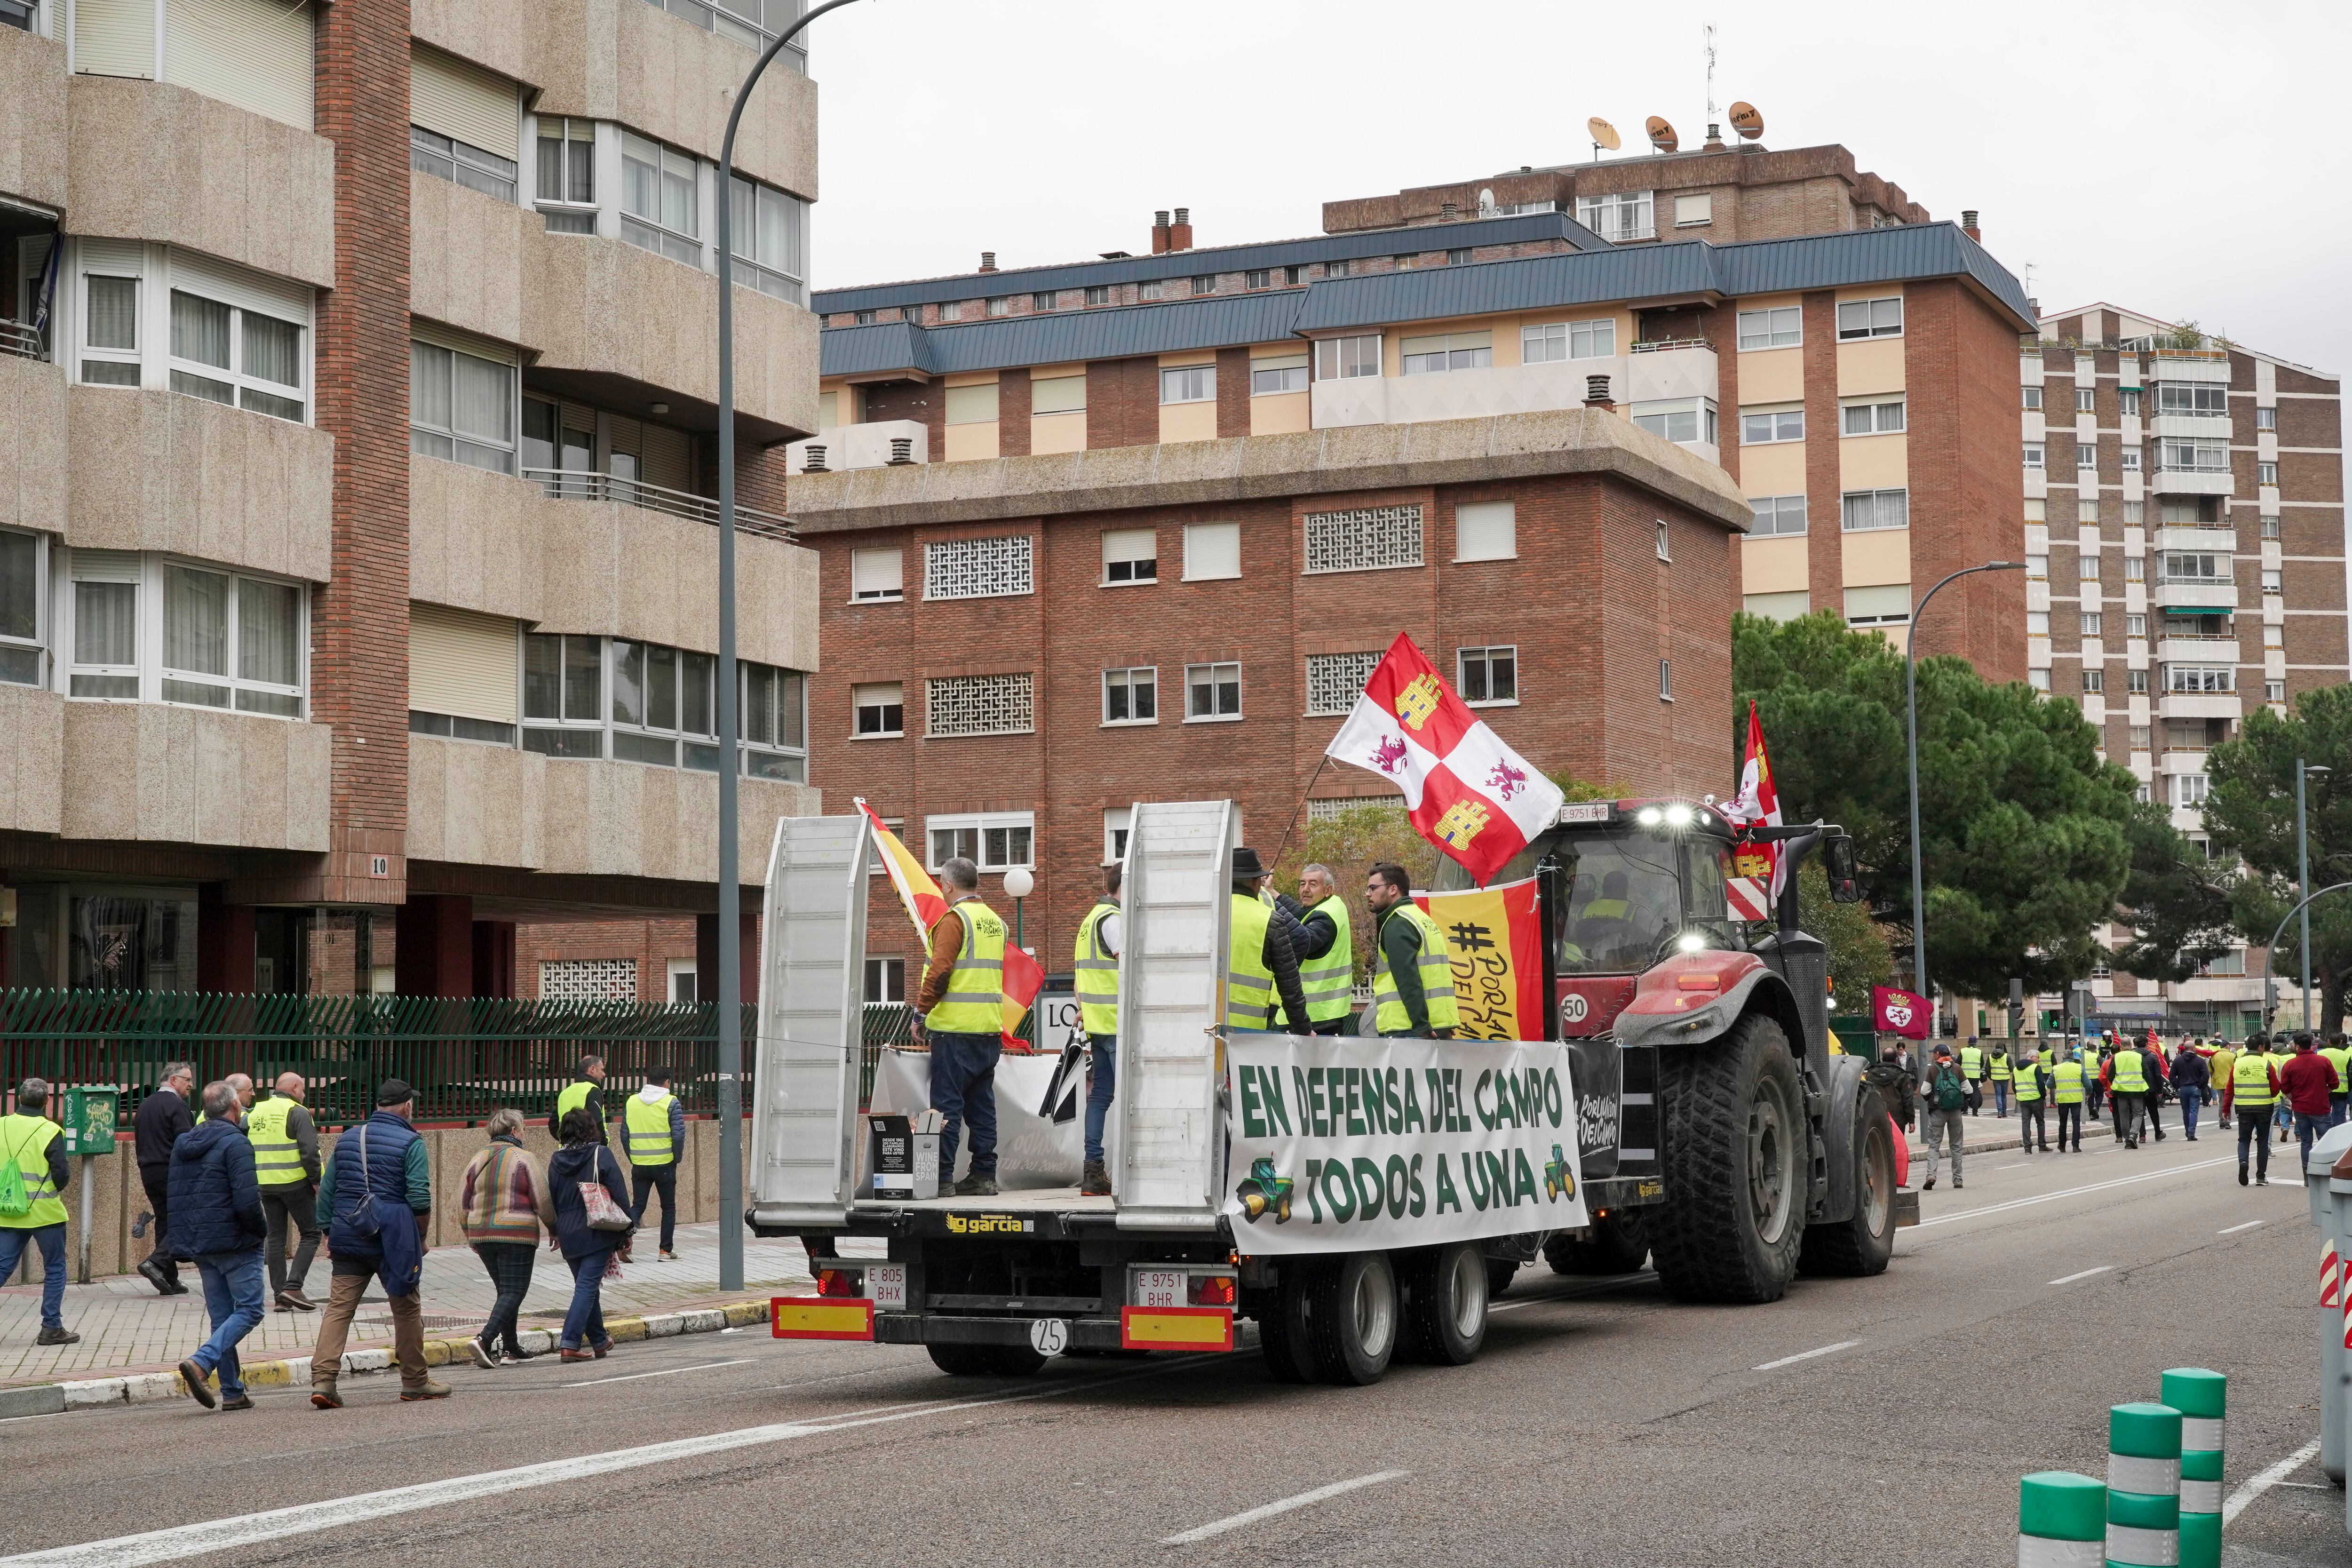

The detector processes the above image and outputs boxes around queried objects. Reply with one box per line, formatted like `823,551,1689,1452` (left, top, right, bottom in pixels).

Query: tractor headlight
1664,804,1693,826
1677,932,1707,953
1637,807,1664,826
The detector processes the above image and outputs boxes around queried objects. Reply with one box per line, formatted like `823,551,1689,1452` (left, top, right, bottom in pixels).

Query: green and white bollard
2018,1472,2106,1567
2106,1402,2182,1568
2161,1369,2225,1568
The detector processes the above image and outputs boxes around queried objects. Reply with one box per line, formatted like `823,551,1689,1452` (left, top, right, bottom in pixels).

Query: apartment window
2125,557,2145,583
1659,659,1672,701
924,535,1032,600
2079,553,2102,583
1836,296,1903,340
1391,255,1417,271
1442,247,1470,266
2127,669,2148,694
1672,192,1712,228
2262,569,2282,596
2026,612,2049,638
0,528,42,687
863,957,905,1004
148,566,304,717
1185,662,1241,721
2171,774,2210,809
2075,386,2096,413
2267,680,2287,703
853,681,903,738
852,310,874,326
2166,667,2234,694
2023,443,2045,470
2124,501,2144,526
2022,386,2042,411
1159,365,1215,404
1313,335,1382,380
1748,495,1807,537
1139,279,1165,300
2258,461,2279,487
1457,645,1517,706
1191,276,1216,296
2082,670,2104,693
943,382,998,426
1454,501,1516,561
1575,191,1653,242
66,556,138,700
1742,407,1804,445
2263,623,2285,651
1736,307,1802,350
2159,441,2229,473
1102,667,1157,724
1303,504,1422,574
1632,399,1717,445
1401,332,1492,374
728,175,808,303
1841,489,1910,532
620,132,700,264
2125,615,2146,639
609,639,692,768
2121,450,2141,472
535,116,596,232
1325,260,1350,279
1085,286,1110,306
79,272,141,387
1521,319,1615,365
926,673,1033,736
1033,292,1056,311
1033,374,1086,415
1104,807,1132,863
2133,780,2151,803
2077,439,2099,469
850,547,903,602
1183,522,1240,581
2161,552,2224,582
728,659,804,777
1102,528,1157,585
1246,269,1271,289
2157,384,2227,416
2130,725,2151,750
2025,555,2048,581
938,302,961,322
159,289,306,424
2081,612,2103,635
2078,499,2101,525
2262,516,2281,541
985,297,1009,318
1250,356,1308,395
926,812,1033,873
1305,652,1380,716
410,341,515,474
2120,389,2140,417
2257,406,2277,431
1655,520,1671,561
1842,399,1905,436
410,125,516,204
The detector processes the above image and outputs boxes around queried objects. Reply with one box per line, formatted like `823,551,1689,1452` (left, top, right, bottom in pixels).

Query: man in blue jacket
167,1082,267,1410
308,1079,447,1408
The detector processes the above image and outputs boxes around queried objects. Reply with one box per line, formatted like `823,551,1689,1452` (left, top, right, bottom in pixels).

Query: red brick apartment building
791,141,2040,987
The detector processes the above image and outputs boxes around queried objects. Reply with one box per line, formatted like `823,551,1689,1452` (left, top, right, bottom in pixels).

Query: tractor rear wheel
1649,1011,1806,1305
1799,1095,1898,1277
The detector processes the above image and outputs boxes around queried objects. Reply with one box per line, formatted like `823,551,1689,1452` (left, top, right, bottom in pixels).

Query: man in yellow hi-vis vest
1224,848,1311,1035
551,1056,608,1145
624,1067,687,1258
2049,1047,2088,1154
1287,863,1356,1036
0,1078,77,1346
1365,863,1459,1039
247,1071,323,1313
912,856,1011,1197
1071,863,1122,1197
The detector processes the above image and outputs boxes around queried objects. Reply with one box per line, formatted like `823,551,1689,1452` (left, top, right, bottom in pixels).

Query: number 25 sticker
1028,1319,1069,1357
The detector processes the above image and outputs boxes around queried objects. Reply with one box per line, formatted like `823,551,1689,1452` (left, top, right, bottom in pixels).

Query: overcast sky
803,0,2349,388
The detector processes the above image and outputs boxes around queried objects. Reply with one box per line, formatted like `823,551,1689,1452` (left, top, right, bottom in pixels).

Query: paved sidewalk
0,1220,865,1388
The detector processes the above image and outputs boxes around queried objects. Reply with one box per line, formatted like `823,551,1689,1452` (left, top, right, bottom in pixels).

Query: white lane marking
2273,1481,2330,1489
2219,1220,2266,1235
2048,1266,2114,1286
564,1357,753,1387
1160,1471,1409,1546
1752,1339,1860,1372
2224,1438,2322,1525
1915,1158,2236,1228
0,1357,1215,1568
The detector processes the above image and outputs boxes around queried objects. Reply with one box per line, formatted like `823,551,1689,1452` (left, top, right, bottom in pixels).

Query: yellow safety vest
2323,1046,2351,1092
1989,1051,2013,1082
925,900,1008,1034
2012,1059,2042,1101
1959,1045,1985,1079
623,1089,678,1168
1374,903,1460,1035
1226,893,1278,1031
2050,1060,2085,1104
244,1097,309,1187
2109,1050,2148,1095
2211,1050,2236,1093
1073,900,1120,1037
2231,1053,2276,1108
1298,895,1355,1025
1580,897,1631,921
555,1080,599,1125
0,1115,65,1230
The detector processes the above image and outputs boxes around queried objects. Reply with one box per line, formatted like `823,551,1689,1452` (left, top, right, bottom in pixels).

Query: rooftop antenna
1705,22,1717,121
1587,116,1621,162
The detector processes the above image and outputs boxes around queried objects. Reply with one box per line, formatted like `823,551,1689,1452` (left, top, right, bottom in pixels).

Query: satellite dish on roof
1729,101,1764,140
1645,116,1678,153
1586,116,1621,152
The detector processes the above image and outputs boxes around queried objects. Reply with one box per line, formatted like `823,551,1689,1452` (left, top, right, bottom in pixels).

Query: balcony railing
523,468,795,541
1630,338,1713,355
0,318,42,361
642,0,810,66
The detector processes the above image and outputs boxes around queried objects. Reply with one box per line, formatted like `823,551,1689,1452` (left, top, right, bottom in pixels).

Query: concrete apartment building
2028,304,2348,1035
0,0,822,1002
789,141,2036,989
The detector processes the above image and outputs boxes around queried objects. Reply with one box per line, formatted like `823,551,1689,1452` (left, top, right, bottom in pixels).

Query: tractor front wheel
1648,1011,1806,1305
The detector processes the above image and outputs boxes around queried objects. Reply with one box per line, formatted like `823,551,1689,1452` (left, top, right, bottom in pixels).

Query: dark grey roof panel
1710,223,2034,326
823,320,937,378
1288,244,1723,334
811,211,1610,313
821,291,1311,379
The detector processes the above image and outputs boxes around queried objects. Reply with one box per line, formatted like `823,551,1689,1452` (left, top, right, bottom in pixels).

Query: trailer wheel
1398,1242,1488,1366
1256,1267,1322,1384
1307,1251,1398,1386
1543,1211,1648,1276
1649,1011,1805,1305
926,1342,1045,1377
1485,1258,1519,1300
1799,1100,1898,1278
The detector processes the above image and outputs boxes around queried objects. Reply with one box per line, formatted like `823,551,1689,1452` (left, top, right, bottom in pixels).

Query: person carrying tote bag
547,1106,635,1362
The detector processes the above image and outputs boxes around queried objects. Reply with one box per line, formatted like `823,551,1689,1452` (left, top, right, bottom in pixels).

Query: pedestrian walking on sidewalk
1916,1045,1967,1190
623,1069,686,1259
2171,1042,2210,1141
2212,1040,2239,1130
552,1055,609,1145
2280,1032,2337,1171
0,1079,78,1347
548,1107,635,1362
1988,1043,2014,1118
459,1109,555,1369
168,1082,266,1410
249,1072,321,1312
132,1063,195,1297
2225,1041,2282,1186
310,1080,447,1408
2050,1046,2088,1152
2012,1046,2049,1151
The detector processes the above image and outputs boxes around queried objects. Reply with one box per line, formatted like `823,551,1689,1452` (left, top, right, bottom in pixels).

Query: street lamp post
2270,881,2352,1030
1003,867,1034,951
2297,760,2331,1033
713,0,864,1293
1905,561,2025,1036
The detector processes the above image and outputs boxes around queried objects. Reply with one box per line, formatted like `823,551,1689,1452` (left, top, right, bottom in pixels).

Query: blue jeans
2298,1111,2330,1171
1084,1033,1116,1164
2180,1088,2202,1138
929,1031,1001,1179
2334,1094,2347,1129
2239,1106,2273,1176
189,1248,266,1398
561,1250,609,1350
1994,1081,2010,1116
0,1224,66,1331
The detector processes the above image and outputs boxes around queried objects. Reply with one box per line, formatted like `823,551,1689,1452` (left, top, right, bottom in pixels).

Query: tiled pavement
0,1221,874,1387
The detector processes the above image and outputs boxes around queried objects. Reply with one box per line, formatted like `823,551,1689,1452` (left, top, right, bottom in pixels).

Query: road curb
50,1298,771,1411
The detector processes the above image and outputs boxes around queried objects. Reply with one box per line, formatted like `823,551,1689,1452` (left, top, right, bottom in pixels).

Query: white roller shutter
166,0,313,131
409,603,519,725
409,317,518,365
167,248,311,327
73,0,155,78
410,43,519,159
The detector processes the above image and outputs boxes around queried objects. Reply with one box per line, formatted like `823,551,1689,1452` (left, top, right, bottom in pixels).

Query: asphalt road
2,1124,2344,1567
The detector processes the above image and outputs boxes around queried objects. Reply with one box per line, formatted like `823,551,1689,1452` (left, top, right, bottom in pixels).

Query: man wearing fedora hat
1227,847,1311,1036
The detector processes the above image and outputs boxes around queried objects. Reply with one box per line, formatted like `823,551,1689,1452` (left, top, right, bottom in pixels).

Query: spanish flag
856,799,1045,1049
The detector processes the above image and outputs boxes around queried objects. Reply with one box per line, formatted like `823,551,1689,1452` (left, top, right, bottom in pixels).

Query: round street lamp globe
1003,867,1035,899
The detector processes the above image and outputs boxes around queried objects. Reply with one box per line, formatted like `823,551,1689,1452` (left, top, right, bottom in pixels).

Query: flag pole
1270,753,1334,875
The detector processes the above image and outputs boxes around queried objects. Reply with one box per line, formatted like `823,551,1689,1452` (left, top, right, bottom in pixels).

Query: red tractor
1432,797,1909,1303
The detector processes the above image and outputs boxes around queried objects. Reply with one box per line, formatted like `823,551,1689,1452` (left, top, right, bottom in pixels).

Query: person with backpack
0,1078,78,1347
1916,1044,1968,1190
309,1080,447,1409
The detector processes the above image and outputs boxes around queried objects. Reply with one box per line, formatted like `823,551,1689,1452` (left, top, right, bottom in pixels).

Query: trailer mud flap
1566,1035,1622,1180
771,1297,875,1340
